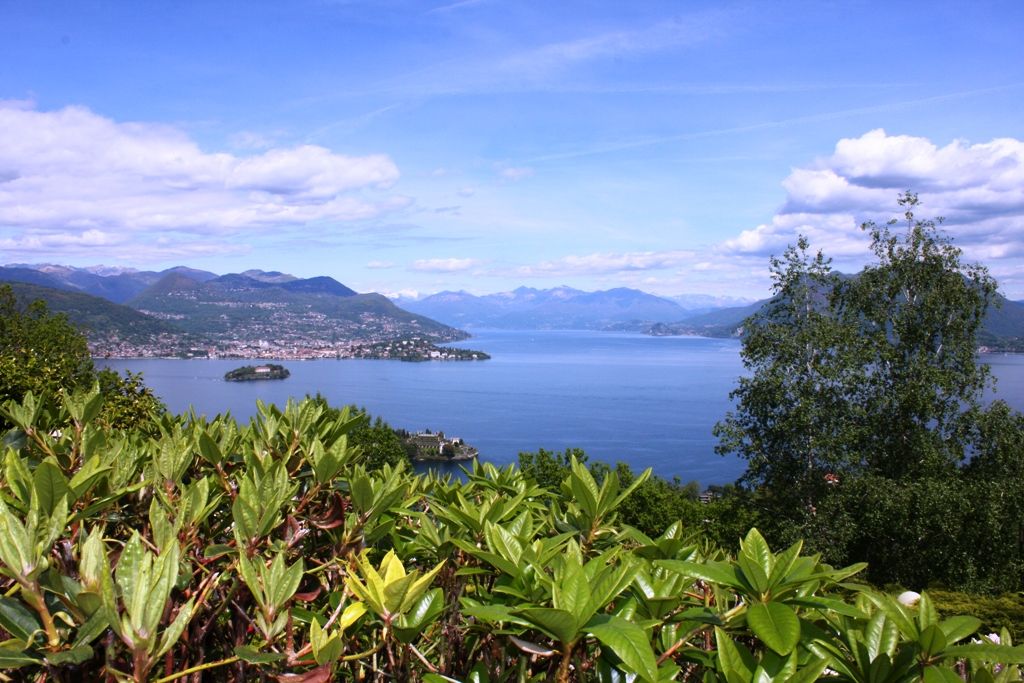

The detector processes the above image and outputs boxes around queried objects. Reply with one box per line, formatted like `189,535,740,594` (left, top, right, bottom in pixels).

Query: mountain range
1,264,218,303
2,281,185,344
395,286,755,330
127,270,453,342
395,281,1024,350
0,265,464,355
4,263,1022,353
647,290,1024,352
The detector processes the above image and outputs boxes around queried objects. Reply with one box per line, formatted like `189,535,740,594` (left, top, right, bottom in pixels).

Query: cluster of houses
403,430,478,461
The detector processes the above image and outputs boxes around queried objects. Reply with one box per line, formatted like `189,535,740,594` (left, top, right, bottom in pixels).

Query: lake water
100,330,1024,486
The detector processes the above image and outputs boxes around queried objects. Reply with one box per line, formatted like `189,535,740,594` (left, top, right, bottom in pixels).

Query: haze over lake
102,330,1024,486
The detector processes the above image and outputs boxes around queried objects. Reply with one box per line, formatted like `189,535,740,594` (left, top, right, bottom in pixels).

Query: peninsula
350,337,490,362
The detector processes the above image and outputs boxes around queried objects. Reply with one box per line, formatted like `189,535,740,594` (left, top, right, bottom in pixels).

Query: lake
100,330,1024,486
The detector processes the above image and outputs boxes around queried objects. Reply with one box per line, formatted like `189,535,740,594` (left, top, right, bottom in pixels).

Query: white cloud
519,250,695,276
385,288,422,299
720,129,1024,296
366,260,395,269
497,13,729,79
0,102,402,258
228,131,276,151
500,166,534,181
411,257,483,272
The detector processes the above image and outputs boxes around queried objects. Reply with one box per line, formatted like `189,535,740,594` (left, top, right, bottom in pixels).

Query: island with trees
224,363,290,381
401,429,479,461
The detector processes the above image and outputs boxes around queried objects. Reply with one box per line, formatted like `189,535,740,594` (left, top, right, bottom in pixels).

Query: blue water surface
100,330,1024,486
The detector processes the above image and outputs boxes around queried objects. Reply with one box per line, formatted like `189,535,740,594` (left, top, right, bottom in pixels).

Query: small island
224,364,290,381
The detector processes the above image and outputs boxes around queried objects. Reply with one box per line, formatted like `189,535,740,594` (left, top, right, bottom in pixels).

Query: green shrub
931,590,1024,642
1,391,1022,681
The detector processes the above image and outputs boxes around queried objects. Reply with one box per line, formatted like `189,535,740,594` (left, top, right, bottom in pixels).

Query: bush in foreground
1,391,1022,682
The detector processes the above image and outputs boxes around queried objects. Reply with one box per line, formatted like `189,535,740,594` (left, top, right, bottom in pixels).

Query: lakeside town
90,334,489,362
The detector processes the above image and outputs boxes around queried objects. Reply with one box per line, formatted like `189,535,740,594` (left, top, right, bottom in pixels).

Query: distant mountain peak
402,284,692,330
281,276,357,297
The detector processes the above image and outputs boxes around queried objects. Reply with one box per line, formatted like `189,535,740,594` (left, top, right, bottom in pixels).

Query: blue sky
2,0,1023,298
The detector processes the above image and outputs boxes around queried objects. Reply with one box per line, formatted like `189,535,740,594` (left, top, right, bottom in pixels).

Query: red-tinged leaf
294,584,323,602
510,636,557,657
275,664,333,683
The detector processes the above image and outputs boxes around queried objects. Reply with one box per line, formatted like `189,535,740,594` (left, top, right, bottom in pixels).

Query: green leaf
944,643,1024,664
715,627,756,683
922,666,963,683
423,674,464,683
740,529,774,578
785,656,829,683
350,473,374,513
396,588,445,642
73,607,110,648
516,607,579,645
4,450,33,506
939,615,981,645
746,602,800,655
918,592,939,630
862,592,918,641
156,599,194,659
0,499,32,578
314,623,344,666
0,596,41,641
196,432,223,464
655,560,740,588
32,461,69,516
484,521,523,566
608,467,652,512
553,561,592,623
114,532,145,614
585,614,658,683
233,644,286,664
203,544,234,559
68,461,111,499
863,609,899,660
460,602,530,628
767,540,802,589
918,624,947,657
590,561,641,611
736,553,770,595
231,495,260,541
0,646,42,669
44,645,93,666
81,389,105,425
567,458,601,517
270,557,304,610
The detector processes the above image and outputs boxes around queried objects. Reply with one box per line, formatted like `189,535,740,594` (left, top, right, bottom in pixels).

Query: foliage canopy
713,193,1024,590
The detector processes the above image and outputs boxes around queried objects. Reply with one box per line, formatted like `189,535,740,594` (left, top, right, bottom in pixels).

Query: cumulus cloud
500,166,534,181
519,250,695,276
0,101,402,259
410,257,484,272
720,129,1024,295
